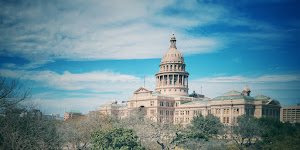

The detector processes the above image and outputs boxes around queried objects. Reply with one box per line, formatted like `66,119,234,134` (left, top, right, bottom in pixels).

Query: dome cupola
242,85,251,96
155,34,189,96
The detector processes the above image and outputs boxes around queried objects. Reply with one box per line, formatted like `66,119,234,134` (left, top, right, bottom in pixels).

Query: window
160,110,163,115
166,111,169,116
150,101,154,106
186,111,190,115
180,111,184,115
160,101,164,106
216,109,221,114
166,102,169,107
170,111,173,115
223,109,229,114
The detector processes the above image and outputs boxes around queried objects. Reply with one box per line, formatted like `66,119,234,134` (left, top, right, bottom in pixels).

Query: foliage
186,114,223,139
231,115,261,149
257,117,300,150
60,111,114,149
178,139,227,150
0,76,62,149
0,110,62,149
90,127,144,150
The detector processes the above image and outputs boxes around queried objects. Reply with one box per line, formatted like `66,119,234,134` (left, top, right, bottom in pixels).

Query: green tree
231,115,261,150
187,114,223,139
90,127,144,150
257,117,300,150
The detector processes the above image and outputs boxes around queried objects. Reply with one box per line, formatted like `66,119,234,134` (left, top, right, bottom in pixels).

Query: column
173,74,174,86
167,75,169,86
187,77,188,87
156,77,158,87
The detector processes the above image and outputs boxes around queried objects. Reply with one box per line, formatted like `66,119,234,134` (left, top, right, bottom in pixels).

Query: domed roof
160,34,185,64
161,48,184,63
222,89,242,96
242,85,251,92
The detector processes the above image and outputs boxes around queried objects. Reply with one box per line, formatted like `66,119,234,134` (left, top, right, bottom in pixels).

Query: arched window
167,65,169,70
170,65,172,70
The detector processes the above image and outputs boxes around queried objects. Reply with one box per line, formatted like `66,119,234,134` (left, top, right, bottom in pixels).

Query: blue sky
0,0,300,115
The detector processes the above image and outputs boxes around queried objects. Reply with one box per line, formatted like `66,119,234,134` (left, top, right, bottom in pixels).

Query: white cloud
0,0,235,68
189,74,300,103
194,74,300,83
0,69,149,93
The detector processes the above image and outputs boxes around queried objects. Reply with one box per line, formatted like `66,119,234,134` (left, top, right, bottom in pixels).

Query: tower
155,34,189,96
242,85,251,96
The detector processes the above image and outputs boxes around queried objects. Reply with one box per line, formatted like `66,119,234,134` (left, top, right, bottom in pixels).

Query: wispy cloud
194,74,300,83
2,0,279,68
0,69,148,92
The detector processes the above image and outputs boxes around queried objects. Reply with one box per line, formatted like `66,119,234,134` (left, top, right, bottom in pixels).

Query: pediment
266,99,280,106
134,87,152,94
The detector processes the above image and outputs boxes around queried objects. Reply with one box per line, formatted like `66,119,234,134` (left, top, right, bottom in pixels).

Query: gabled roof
134,87,152,94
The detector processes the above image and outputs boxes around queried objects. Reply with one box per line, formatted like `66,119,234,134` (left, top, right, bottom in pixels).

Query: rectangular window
150,101,154,106
160,101,164,107
180,111,184,115
186,111,189,115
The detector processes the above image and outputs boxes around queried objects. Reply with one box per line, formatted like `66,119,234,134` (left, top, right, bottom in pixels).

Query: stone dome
160,34,185,64
161,48,184,63
242,85,251,92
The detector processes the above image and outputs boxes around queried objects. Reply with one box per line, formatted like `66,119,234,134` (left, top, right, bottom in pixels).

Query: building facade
64,111,83,121
280,105,300,123
99,34,281,125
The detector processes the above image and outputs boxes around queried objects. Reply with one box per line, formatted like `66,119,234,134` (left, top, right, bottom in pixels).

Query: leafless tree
0,76,31,113
117,108,187,150
60,111,114,149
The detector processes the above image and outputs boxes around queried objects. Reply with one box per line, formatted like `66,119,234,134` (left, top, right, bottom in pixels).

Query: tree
90,128,144,150
60,111,114,149
0,110,62,149
257,117,300,150
0,76,30,113
186,114,223,139
231,115,261,150
116,108,186,150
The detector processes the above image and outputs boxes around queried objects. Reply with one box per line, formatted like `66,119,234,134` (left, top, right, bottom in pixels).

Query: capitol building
99,34,281,125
